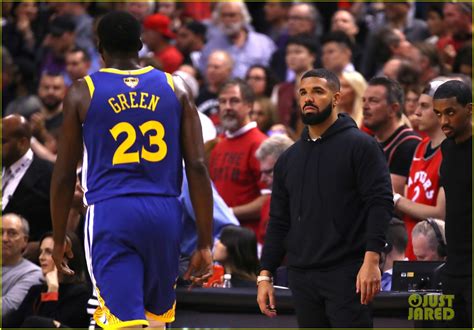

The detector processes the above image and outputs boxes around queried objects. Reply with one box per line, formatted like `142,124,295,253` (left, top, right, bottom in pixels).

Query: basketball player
50,11,213,328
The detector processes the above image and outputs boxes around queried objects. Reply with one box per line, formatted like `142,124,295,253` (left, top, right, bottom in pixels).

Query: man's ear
333,91,341,107
390,102,401,118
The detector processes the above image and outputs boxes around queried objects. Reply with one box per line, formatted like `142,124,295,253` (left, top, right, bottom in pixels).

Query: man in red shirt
394,80,447,260
142,14,183,73
208,79,267,235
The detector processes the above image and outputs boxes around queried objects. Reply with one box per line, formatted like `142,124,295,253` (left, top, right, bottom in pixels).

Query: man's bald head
3,115,32,140
2,115,32,168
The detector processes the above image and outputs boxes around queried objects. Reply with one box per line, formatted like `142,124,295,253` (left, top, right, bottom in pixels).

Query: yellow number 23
109,120,167,165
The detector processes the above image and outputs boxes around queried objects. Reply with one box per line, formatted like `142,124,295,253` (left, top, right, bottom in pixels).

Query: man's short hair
97,11,142,54
412,219,445,254
67,46,91,62
213,1,252,25
3,213,30,237
433,80,472,106
368,76,404,106
286,34,319,55
184,20,207,41
218,78,255,105
301,68,341,92
321,30,354,52
386,218,408,254
255,135,294,161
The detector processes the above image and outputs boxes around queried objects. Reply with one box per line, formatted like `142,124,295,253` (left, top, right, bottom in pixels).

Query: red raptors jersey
404,137,443,260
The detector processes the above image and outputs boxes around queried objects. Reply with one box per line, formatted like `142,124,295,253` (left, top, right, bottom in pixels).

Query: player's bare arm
51,79,90,275
174,75,214,285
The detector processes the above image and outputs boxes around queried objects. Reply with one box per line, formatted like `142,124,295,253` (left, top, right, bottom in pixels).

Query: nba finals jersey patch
124,77,139,88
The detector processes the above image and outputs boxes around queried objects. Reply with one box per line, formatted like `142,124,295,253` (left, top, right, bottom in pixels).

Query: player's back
82,66,182,205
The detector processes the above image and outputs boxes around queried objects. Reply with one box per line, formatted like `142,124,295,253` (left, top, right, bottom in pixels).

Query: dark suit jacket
4,156,53,241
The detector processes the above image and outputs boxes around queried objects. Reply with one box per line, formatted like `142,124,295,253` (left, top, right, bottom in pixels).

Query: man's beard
301,102,333,125
221,115,240,132
219,22,243,37
41,97,62,112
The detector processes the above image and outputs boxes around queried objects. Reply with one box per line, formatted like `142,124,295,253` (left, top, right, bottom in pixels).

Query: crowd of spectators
2,0,472,326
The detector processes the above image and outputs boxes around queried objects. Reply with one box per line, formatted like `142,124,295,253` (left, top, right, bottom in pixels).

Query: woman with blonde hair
337,71,367,127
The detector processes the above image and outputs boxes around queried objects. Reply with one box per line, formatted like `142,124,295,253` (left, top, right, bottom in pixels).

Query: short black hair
97,11,142,54
301,68,340,92
67,46,91,62
386,218,408,254
218,78,255,105
321,30,354,52
286,34,319,55
184,20,207,40
368,76,404,106
433,80,472,106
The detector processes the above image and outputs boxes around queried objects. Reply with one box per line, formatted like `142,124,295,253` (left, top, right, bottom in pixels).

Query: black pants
288,262,372,328
442,275,472,328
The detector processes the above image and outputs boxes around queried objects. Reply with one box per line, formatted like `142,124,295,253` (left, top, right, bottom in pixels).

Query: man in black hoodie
257,69,393,327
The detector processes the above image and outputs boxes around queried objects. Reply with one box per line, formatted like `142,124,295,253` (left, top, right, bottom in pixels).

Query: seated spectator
2,214,43,319
3,232,90,328
245,64,279,98
412,219,446,261
213,226,259,287
380,218,408,291
2,115,54,253
255,135,294,245
251,97,278,135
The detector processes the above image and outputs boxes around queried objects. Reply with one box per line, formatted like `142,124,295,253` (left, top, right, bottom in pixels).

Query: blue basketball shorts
84,195,183,328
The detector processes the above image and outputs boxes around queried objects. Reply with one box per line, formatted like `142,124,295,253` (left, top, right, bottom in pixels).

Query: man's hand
52,236,74,276
30,112,46,136
356,251,381,305
183,247,213,287
257,279,277,317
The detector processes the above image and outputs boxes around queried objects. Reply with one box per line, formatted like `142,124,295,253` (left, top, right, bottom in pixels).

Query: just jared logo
408,293,455,321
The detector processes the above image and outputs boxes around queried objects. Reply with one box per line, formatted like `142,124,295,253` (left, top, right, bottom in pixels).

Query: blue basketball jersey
82,66,183,205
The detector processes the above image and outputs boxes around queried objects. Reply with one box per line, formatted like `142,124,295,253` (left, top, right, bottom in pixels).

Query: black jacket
2,282,91,328
3,155,53,241
261,114,393,273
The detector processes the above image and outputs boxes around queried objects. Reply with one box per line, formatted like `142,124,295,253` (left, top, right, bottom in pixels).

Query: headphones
425,219,447,257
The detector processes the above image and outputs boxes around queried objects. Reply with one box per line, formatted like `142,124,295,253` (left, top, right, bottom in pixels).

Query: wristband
257,275,273,285
393,193,402,206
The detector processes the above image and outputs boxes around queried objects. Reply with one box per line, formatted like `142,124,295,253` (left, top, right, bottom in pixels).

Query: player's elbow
185,158,209,177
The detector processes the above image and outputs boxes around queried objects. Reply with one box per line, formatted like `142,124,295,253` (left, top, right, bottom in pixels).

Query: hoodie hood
301,113,358,142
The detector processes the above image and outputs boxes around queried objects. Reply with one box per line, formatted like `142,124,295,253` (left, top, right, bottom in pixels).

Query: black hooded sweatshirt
260,114,393,273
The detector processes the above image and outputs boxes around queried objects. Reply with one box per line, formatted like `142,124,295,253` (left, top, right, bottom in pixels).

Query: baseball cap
143,14,175,39
49,15,76,37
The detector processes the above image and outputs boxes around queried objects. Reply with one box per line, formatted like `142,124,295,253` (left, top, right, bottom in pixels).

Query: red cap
143,14,175,39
